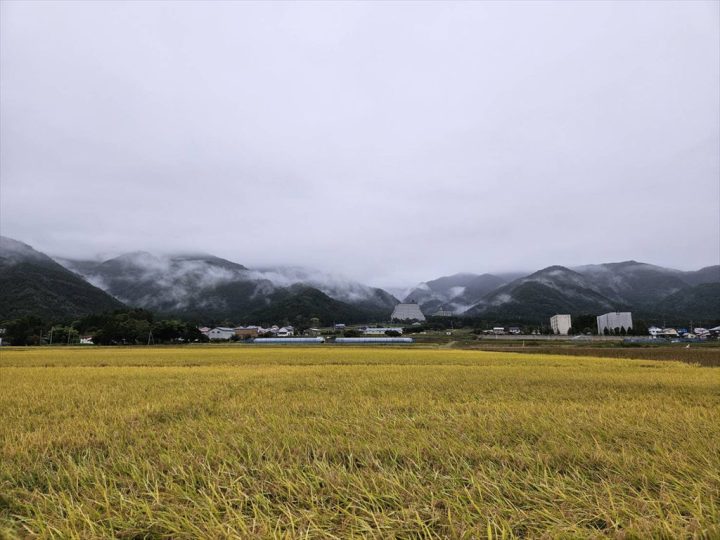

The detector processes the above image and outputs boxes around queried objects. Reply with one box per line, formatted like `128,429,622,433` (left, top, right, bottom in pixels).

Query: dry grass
469,345,720,366
1,346,719,538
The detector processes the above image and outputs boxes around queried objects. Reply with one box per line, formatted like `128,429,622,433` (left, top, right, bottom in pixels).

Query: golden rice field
1,345,719,539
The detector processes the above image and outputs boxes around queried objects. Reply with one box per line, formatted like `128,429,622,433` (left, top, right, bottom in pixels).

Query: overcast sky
1,1,718,287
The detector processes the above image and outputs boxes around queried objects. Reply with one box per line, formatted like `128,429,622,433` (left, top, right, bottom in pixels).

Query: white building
550,314,572,335
207,327,236,340
276,326,294,337
596,312,633,335
390,303,426,322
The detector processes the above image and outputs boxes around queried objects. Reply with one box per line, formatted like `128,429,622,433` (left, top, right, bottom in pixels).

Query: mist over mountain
247,266,399,316
652,283,720,322
408,262,720,324
682,266,720,286
403,273,518,315
58,250,398,322
464,266,618,321
1,235,717,325
572,261,696,309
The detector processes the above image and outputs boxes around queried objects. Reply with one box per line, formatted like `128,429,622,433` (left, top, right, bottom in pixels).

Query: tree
4,316,45,345
50,325,79,344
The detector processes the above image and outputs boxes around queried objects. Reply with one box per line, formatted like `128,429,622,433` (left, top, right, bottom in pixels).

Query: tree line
1,309,207,346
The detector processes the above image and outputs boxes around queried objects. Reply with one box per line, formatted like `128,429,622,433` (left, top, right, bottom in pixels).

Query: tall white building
597,312,633,334
550,314,572,335
390,303,426,321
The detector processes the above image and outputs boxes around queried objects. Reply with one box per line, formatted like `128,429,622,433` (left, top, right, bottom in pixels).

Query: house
276,326,294,337
492,327,505,335
648,326,663,337
507,326,522,335
80,336,94,345
550,314,572,335
334,323,346,330
207,327,236,340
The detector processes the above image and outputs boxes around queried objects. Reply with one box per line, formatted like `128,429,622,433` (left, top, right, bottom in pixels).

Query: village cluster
199,324,409,343
198,304,720,343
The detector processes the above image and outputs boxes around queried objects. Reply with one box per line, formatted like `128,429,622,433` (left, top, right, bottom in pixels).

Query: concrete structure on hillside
550,314,572,335
596,312,633,335
432,307,454,317
390,302,426,322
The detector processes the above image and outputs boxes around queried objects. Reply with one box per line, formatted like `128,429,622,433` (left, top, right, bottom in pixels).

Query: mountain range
55,250,399,324
1,235,718,325
408,262,719,323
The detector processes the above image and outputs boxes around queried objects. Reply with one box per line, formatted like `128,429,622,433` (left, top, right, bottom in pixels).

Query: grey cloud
1,0,718,289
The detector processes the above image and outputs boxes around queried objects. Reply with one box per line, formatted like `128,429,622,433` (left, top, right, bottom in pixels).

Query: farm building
596,312,633,334
363,327,403,335
207,327,236,340
550,314,572,335
390,302,426,322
